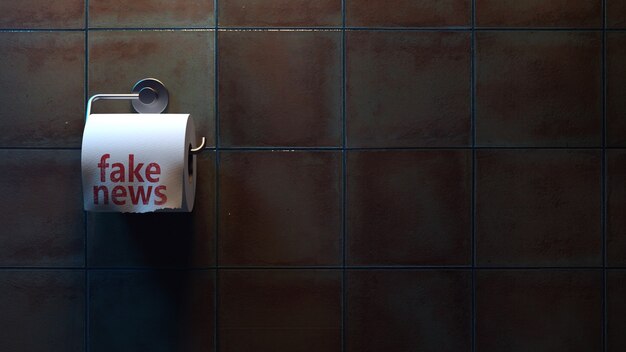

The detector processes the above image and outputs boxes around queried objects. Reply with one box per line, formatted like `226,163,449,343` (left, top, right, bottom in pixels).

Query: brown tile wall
0,1,621,351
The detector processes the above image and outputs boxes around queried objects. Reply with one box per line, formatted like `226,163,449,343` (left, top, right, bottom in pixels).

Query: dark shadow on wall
89,269,215,352
86,152,215,269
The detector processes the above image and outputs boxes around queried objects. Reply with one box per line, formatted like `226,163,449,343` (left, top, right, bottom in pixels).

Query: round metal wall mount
131,78,169,114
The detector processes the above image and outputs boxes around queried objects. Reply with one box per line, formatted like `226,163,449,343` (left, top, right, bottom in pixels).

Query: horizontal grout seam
2,266,625,271
3,27,626,33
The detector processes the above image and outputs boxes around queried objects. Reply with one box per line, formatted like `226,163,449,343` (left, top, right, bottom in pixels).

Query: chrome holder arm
86,94,139,120
85,78,207,154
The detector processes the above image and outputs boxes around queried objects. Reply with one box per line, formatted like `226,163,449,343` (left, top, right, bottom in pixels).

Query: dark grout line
0,266,617,271
603,159,608,352
602,1,608,351
85,269,90,352
471,1,477,351
84,1,90,351
5,27,626,32
88,27,217,31
0,28,85,32
341,1,347,351
218,27,342,31
347,27,470,31
472,27,605,31
263,266,601,270
213,1,220,350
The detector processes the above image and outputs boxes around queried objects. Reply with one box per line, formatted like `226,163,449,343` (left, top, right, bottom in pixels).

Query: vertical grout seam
470,0,477,351
84,1,90,351
83,0,91,352
341,1,347,352
602,0,608,351
213,0,220,351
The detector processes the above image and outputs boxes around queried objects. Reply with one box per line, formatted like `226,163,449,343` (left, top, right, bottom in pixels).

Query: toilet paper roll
81,114,197,213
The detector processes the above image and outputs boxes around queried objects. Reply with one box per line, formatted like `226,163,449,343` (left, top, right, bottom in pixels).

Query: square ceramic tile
607,33,626,146
0,150,84,266
89,30,215,146
89,0,214,28
476,0,601,27
0,271,84,352
0,0,85,29
218,151,342,266
219,270,341,352
476,31,602,147
87,152,215,268
219,0,341,27
608,0,626,28
346,0,470,27
89,270,214,352
476,150,601,266
347,150,471,265
607,150,626,265
0,32,84,147
608,271,626,352
346,270,471,352
347,31,471,147
218,31,341,147
476,270,602,352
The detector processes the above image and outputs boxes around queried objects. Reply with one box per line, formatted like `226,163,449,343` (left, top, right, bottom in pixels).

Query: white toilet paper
81,114,197,213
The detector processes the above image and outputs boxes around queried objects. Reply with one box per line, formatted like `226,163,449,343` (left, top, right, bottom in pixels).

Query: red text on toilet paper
92,154,167,206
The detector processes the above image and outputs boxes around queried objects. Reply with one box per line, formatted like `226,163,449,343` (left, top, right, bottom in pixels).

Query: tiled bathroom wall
0,1,625,351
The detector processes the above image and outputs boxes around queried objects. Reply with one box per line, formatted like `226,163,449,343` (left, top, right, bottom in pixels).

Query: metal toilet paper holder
86,78,206,154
